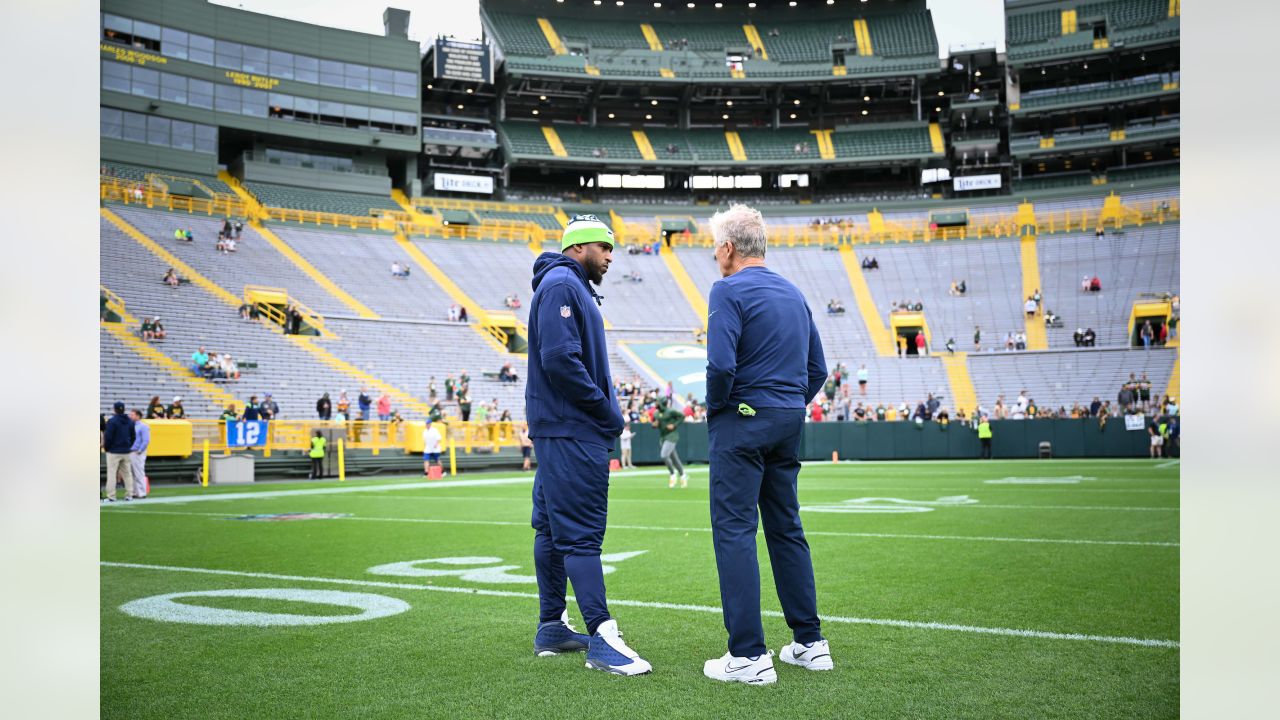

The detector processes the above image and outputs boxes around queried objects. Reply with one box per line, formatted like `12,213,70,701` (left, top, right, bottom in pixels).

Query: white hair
709,204,767,258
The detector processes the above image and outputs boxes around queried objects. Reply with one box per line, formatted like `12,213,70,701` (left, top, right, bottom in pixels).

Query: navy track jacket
525,253,624,446
705,265,827,413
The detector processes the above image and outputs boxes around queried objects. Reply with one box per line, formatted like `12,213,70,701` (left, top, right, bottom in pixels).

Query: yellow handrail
101,178,247,217
243,284,327,334
186,419,521,454
616,197,1179,248
411,196,558,214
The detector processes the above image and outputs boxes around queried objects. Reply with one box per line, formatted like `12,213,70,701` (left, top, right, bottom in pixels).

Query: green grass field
101,459,1179,719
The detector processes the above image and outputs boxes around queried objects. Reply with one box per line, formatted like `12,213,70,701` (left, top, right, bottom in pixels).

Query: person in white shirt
1016,391,1029,415
1024,297,1037,316
422,418,443,476
619,423,635,469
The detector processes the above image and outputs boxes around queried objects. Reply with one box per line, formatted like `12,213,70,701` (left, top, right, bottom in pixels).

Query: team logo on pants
560,305,572,318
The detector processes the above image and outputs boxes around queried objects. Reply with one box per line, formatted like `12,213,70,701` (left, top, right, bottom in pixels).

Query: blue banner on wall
618,342,707,404
226,420,269,447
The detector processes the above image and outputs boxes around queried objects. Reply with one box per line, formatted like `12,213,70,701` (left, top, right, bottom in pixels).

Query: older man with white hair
701,204,831,685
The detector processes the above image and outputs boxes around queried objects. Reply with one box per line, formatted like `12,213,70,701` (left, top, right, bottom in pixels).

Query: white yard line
106,509,1178,547
307,495,1178,512
99,561,1179,649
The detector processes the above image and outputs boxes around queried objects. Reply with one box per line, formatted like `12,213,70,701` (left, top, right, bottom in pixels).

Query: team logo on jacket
560,305,572,318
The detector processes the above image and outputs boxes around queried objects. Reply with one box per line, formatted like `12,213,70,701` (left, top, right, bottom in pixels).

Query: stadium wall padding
617,418,1156,463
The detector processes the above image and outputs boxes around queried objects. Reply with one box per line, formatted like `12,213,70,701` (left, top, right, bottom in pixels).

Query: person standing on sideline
652,398,688,488
856,363,868,396
702,204,830,686
619,423,635,469
977,415,993,459
128,409,150,499
422,418,443,475
519,422,534,471
525,214,651,675
308,431,326,479
102,402,135,502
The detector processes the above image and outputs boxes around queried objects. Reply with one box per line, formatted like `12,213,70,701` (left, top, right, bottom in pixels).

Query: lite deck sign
433,38,493,84
953,173,1003,192
433,173,494,194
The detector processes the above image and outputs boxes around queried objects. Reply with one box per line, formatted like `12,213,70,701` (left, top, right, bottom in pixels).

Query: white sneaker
585,619,652,676
779,639,833,671
679,473,688,488
668,474,677,488
703,650,777,685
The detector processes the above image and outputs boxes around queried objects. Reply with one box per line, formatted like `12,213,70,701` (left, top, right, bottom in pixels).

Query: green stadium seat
485,11,552,56
242,182,400,216
500,122,554,155
102,161,234,195
866,12,938,58
555,125,643,160
552,17,649,50
829,125,933,159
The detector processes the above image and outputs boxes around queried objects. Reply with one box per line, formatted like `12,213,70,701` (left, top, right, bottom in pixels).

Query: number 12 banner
226,420,268,447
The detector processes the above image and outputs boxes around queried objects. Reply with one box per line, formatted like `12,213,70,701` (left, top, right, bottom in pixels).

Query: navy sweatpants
530,436,612,635
708,407,823,657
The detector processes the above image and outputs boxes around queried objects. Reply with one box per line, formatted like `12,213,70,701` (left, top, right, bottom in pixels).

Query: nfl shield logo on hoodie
560,305,572,318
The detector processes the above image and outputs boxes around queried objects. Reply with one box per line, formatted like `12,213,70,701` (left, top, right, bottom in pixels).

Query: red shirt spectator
1159,323,1168,344
1090,276,1102,291
810,403,824,422
915,333,926,352
682,404,694,418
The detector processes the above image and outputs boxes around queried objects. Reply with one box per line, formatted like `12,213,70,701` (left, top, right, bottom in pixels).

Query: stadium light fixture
456,104,464,109
863,95,870,101
793,99,801,105
789,1,797,6
655,1,662,6
974,70,982,77
645,113,653,119
1082,62,1088,69
617,1,625,6
827,0,835,4
426,84,433,90
608,112,616,118
651,99,659,105
532,109,539,115
687,2,695,7
861,109,868,115
789,112,797,119
937,90,945,96
594,1,601,5
540,95,547,100
749,2,757,7
935,106,941,112
466,88,473,94
973,88,980,93
722,113,729,119
715,2,723,7
726,100,733,106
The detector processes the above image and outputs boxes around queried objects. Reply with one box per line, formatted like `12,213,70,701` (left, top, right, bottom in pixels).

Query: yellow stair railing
928,123,946,154
640,23,663,51
725,131,747,161
632,130,657,161
811,129,836,160
939,352,978,415
542,126,569,157
743,24,768,59
249,221,380,319
100,321,239,412
1018,234,1049,350
853,19,873,55
838,246,895,356
537,18,567,55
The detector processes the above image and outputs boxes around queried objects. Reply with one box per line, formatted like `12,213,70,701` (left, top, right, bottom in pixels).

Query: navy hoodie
525,252,623,446
103,412,136,454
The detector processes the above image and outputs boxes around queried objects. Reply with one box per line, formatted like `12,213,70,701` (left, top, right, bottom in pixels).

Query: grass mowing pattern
102,460,1178,718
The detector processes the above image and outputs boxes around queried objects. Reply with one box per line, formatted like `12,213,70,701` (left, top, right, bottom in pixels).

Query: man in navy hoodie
525,215,651,676
701,204,830,686
102,401,135,502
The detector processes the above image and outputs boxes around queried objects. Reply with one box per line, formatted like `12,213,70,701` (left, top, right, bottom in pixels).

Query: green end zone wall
619,419,1158,464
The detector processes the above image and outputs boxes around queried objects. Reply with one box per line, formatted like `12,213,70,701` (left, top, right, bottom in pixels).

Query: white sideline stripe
107,510,1178,547
339,495,1178,512
132,471,669,505
1154,460,1180,469
99,561,1179,649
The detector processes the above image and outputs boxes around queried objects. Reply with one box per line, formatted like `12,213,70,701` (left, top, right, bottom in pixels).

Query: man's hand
664,424,675,432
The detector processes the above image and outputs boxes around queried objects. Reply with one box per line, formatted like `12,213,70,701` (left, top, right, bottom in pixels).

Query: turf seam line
99,561,1179,649
105,510,1179,547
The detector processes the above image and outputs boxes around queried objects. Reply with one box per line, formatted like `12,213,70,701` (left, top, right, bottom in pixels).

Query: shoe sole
534,646,586,657
704,670,778,685
780,653,833,671
584,658,652,676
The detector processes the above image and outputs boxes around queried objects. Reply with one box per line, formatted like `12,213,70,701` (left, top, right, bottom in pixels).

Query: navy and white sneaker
704,650,777,685
534,611,591,657
585,619,652,676
779,639,833,671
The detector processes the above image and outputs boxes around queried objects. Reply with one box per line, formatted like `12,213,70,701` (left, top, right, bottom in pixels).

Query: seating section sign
433,38,493,84
953,174,1003,191
433,173,494,194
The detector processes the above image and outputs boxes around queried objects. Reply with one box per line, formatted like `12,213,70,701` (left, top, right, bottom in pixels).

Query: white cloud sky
212,0,1005,56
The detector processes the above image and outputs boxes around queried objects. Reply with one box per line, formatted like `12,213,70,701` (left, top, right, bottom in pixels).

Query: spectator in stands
357,388,372,421
237,301,254,321
444,374,455,402
234,220,243,239
377,391,392,421
1138,373,1153,412
336,390,350,418
260,393,278,420
993,395,1007,420
191,346,208,376
163,268,179,287
1044,309,1061,327
809,401,824,423
428,401,444,424
949,280,960,296
457,391,472,422
221,219,232,240
1118,375,1136,412
912,401,928,422
1032,288,1042,309
1090,396,1103,416
1016,332,1027,351
855,364,869,396
219,353,240,380
1024,297,1038,317
915,331,927,356
1074,328,1085,347
216,234,229,254
1095,226,1105,239
142,396,163,420
460,370,471,392
317,392,332,420
459,306,469,322
1140,320,1155,350
946,338,956,354
390,261,404,277
1158,321,1168,346
957,280,966,295
219,404,238,422
1082,275,1092,292
499,362,519,384
287,305,304,335
1089,276,1101,292
826,298,846,315
167,396,185,420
